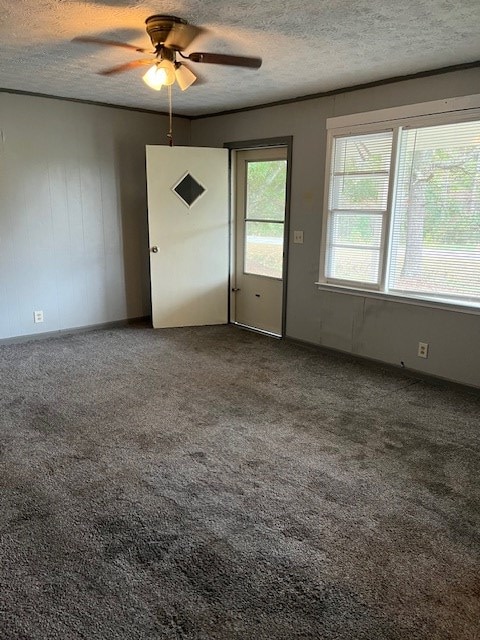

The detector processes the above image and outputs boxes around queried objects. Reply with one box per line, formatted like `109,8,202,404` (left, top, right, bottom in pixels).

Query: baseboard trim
3,320,477,392
284,335,480,393
0,317,151,346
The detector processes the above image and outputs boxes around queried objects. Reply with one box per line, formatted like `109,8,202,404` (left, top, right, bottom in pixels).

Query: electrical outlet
34,310,44,323
417,342,429,358
293,230,304,244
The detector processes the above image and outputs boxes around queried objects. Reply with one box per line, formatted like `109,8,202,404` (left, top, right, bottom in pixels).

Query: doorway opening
227,138,292,337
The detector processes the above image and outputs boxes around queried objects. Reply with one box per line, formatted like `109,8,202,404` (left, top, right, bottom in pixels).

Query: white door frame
225,137,293,337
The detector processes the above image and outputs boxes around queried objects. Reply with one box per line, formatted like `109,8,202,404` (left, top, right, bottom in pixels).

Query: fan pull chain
167,84,173,147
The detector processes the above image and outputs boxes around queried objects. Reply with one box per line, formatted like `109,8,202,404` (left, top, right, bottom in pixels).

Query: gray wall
1,72,479,387
191,69,480,387
0,93,189,340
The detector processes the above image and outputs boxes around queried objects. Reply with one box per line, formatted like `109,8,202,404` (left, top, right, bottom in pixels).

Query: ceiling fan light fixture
157,59,176,86
175,63,197,91
75,15,263,97
142,64,165,90
143,59,176,90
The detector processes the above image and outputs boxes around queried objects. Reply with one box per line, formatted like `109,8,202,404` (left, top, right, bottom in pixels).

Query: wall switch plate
293,230,304,244
417,341,429,358
34,310,44,323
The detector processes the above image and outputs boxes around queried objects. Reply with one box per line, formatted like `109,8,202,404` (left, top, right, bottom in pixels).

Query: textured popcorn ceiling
0,0,479,116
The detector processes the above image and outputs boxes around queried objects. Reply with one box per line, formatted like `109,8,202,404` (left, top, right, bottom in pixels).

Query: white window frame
317,95,480,315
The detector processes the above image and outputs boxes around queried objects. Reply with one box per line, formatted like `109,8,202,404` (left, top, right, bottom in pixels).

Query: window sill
315,282,480,316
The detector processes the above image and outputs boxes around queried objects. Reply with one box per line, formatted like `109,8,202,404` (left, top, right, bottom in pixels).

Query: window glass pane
389,120,480,302
244,221,283,278
331,213,383,247
246,160,287,221
331,174,389,210
328,247,380,284
325,131,393,286
333,131,393,174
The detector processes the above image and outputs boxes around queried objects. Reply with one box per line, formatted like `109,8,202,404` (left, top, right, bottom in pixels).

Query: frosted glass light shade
143,60,176,90
175,64,197,91
143,65,166,91
157,59,176,86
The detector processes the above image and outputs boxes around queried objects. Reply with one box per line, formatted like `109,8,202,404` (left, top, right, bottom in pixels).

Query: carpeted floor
0,324,478,639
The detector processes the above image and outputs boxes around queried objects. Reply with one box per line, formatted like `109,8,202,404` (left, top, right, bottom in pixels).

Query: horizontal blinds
326,131,393,285
389,120,480,302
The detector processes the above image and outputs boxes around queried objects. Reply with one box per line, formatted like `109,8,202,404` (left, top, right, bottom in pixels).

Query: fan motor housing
145,15,186,49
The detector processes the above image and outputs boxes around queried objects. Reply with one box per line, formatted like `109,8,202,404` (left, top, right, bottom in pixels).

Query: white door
232,147,288,336
146,146,229,328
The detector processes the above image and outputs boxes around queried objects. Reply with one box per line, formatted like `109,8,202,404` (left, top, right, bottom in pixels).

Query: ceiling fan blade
164,22,205,50
72,36,149,54
98,59,154,76
187,52,262,69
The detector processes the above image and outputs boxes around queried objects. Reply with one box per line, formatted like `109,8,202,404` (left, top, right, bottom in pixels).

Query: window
325,131,393,285
320,111,480,309
244,159,287,279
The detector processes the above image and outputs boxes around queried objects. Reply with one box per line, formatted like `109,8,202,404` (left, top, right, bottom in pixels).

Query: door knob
231,287,241,292
150,246,159,253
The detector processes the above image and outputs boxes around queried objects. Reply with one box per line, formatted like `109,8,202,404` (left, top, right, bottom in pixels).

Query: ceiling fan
73,15,262,92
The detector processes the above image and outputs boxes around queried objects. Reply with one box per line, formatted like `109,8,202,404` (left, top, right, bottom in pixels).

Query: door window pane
246,160,287,221
244,222,284,278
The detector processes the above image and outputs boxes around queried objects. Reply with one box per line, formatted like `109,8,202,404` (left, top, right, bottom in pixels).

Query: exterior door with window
232,147,288,336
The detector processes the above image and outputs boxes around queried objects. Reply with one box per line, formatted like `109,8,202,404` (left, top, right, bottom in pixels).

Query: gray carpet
0,324,478,639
